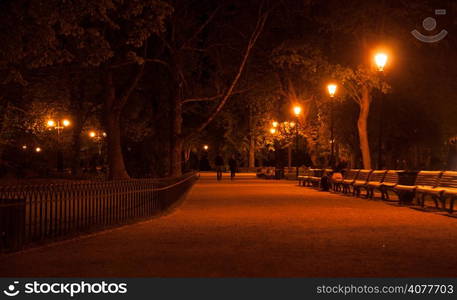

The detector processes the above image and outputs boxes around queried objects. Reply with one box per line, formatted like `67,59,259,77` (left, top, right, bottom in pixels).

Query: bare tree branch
180,5,222,49
181,88,250,104
186,9,270,140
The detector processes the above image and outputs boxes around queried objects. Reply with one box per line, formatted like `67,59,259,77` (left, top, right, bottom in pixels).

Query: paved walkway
2,173,457,277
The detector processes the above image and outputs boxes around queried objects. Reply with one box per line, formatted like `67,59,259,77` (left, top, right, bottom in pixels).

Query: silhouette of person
229,155,237,180
215,154,224,180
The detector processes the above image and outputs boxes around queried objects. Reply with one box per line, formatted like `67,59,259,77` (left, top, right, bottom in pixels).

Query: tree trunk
169,94,183,177
249,134,255,168
70,119,83,177
104,72,129,180
288,145,292,168
357,86,372,169
105,111,129,180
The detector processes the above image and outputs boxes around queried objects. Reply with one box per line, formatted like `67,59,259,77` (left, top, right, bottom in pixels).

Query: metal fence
0,172,198,252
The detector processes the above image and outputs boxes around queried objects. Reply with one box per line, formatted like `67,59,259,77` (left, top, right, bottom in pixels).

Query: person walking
215,154,224,180
229,155,237,180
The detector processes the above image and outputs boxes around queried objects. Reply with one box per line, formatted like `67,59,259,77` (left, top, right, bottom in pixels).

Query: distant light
374,53,388,72
35,147,42,153
62,119,71,127
290,122,296,128
22,145,27,150
272,121,278,128
203,145,209,150
102,132,107,137
327,84,337,97
293,106,302,116
47,120,56,127
89,131,96,138
270,128,276,134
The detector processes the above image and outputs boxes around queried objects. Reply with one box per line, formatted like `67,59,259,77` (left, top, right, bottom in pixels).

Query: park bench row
298,169,457,213
257,167,306,179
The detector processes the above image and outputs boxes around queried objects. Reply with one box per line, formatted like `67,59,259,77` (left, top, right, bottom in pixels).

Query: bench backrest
437,171,457,188
323,169,333,176
382,170,402,184
310,169,324,177
368,170,387,182
298,167,307,176
415,171,442,187
344,169,360,180
356,169,372,182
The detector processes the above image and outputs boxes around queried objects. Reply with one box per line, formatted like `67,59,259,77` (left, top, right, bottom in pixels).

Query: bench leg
450,197,455,214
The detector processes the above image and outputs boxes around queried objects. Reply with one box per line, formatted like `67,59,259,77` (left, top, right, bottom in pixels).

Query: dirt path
2,173,457,277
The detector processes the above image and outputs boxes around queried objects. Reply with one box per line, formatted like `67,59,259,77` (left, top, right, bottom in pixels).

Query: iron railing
0,172,198,252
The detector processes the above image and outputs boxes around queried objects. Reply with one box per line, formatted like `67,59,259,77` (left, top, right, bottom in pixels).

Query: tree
157,0,270,176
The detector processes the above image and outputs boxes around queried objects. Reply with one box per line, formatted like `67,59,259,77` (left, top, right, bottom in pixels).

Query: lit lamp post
374,52,388,169
203,145,209,151
327,83,337,168
47,118,71,172
293,105,301,177
89,130,107,156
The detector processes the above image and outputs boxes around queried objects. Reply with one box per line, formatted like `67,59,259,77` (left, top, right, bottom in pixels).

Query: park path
2,173,457,277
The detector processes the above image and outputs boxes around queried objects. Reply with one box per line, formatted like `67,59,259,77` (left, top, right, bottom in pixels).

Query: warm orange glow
62,119,71,127
89,131,96,138
293,106,302,116
35,147,42,153
290,122,296,128
270,128,276,134
47,120,56,127
22,145,27,150
327,84,337,97
272,121,278,128
203,145,209,150
374,53,388,72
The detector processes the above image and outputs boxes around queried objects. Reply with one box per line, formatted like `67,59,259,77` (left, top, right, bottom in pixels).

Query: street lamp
203,145,209,151
35,147,42,153
47,118,71,172
374,52,389,169
292,105,302,177
272,121,278,128
374,53,388,72
89,130,107,157
327,83,337,168
293,106,302,116
270,128,276,134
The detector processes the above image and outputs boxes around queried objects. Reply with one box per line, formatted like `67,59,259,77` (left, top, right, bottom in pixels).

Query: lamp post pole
330,99,335,168
292,105,301,177
374,52,388,169
47,119,70,173
377,72,384,170
327,84,337,169
295,117,299,177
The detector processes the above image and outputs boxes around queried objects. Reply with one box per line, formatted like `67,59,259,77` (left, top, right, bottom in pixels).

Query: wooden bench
393,171,442,205
352,169,374,197
308,169,324,187
256,168,266,178
283,167,296,180
367,170,402,200
340,169,360,194
416,171,457,210
298,169,312,186
354,170,386,198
